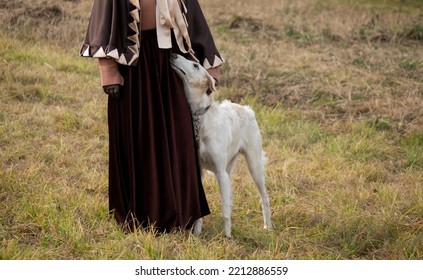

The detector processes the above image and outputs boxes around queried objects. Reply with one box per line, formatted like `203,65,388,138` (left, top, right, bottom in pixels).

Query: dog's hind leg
244,148,272,230
215,170,233,237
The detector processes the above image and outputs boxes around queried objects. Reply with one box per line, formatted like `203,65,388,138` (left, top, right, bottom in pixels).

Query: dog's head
170,54,217,99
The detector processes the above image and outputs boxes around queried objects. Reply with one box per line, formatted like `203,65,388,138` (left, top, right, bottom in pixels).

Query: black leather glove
103,84,121,98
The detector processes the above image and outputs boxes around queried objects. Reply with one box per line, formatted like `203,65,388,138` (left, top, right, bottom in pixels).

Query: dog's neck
182,83,214,113
182,83,213,146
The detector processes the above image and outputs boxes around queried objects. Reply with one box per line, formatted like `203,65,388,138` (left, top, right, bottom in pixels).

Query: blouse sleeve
184,0,224,69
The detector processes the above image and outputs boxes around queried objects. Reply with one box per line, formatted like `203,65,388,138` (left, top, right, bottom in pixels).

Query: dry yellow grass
0,0,422,259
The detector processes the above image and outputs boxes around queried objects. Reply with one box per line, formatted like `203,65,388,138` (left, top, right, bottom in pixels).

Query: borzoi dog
170,54,272,237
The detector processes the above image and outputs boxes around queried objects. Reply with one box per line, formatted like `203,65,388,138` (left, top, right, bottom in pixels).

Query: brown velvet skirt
107,30,210,232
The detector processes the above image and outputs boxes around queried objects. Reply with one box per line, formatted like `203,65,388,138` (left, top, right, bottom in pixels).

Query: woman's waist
141,29,157,40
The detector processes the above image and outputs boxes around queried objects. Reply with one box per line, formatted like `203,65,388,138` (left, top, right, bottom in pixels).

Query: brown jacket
80,0,223,86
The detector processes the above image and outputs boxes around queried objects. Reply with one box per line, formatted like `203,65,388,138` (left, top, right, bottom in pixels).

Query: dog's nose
170,54,178,59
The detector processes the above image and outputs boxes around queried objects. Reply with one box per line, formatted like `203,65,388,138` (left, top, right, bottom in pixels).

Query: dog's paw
222,218,232,238
263,223,273,231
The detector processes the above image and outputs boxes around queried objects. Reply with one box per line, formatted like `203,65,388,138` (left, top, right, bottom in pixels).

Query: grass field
0,0,422,259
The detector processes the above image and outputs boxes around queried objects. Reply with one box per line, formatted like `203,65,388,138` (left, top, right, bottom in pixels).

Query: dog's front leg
216,171,233,237
193,218,203,236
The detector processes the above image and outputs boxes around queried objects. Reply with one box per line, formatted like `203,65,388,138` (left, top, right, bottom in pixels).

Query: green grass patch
401,131,423,169
1,0,422,260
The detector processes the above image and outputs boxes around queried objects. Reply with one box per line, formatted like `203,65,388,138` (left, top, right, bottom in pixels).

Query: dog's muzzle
170,54,186,76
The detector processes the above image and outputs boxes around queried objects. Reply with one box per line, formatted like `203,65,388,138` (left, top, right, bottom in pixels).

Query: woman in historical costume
80,0,223,232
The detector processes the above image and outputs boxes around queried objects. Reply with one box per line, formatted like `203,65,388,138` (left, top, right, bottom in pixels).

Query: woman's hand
103,84,121,98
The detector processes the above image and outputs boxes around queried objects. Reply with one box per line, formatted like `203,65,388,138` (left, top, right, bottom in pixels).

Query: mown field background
0,0,422,259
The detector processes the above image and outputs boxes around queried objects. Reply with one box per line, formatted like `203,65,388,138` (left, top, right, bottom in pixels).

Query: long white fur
170,54,272,237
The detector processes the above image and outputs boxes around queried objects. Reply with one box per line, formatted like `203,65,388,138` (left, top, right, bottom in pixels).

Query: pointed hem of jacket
80,0,224,69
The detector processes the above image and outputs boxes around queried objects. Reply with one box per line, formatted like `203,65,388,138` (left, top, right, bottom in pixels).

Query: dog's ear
206,72,217,95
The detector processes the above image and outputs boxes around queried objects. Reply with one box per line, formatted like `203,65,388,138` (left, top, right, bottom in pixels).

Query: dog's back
219,100,265,161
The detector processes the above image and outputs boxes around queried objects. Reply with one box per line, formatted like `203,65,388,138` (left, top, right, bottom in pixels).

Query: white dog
170,54,272,237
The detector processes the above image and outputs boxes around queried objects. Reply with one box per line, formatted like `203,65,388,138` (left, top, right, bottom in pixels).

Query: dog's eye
193,64,200,70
